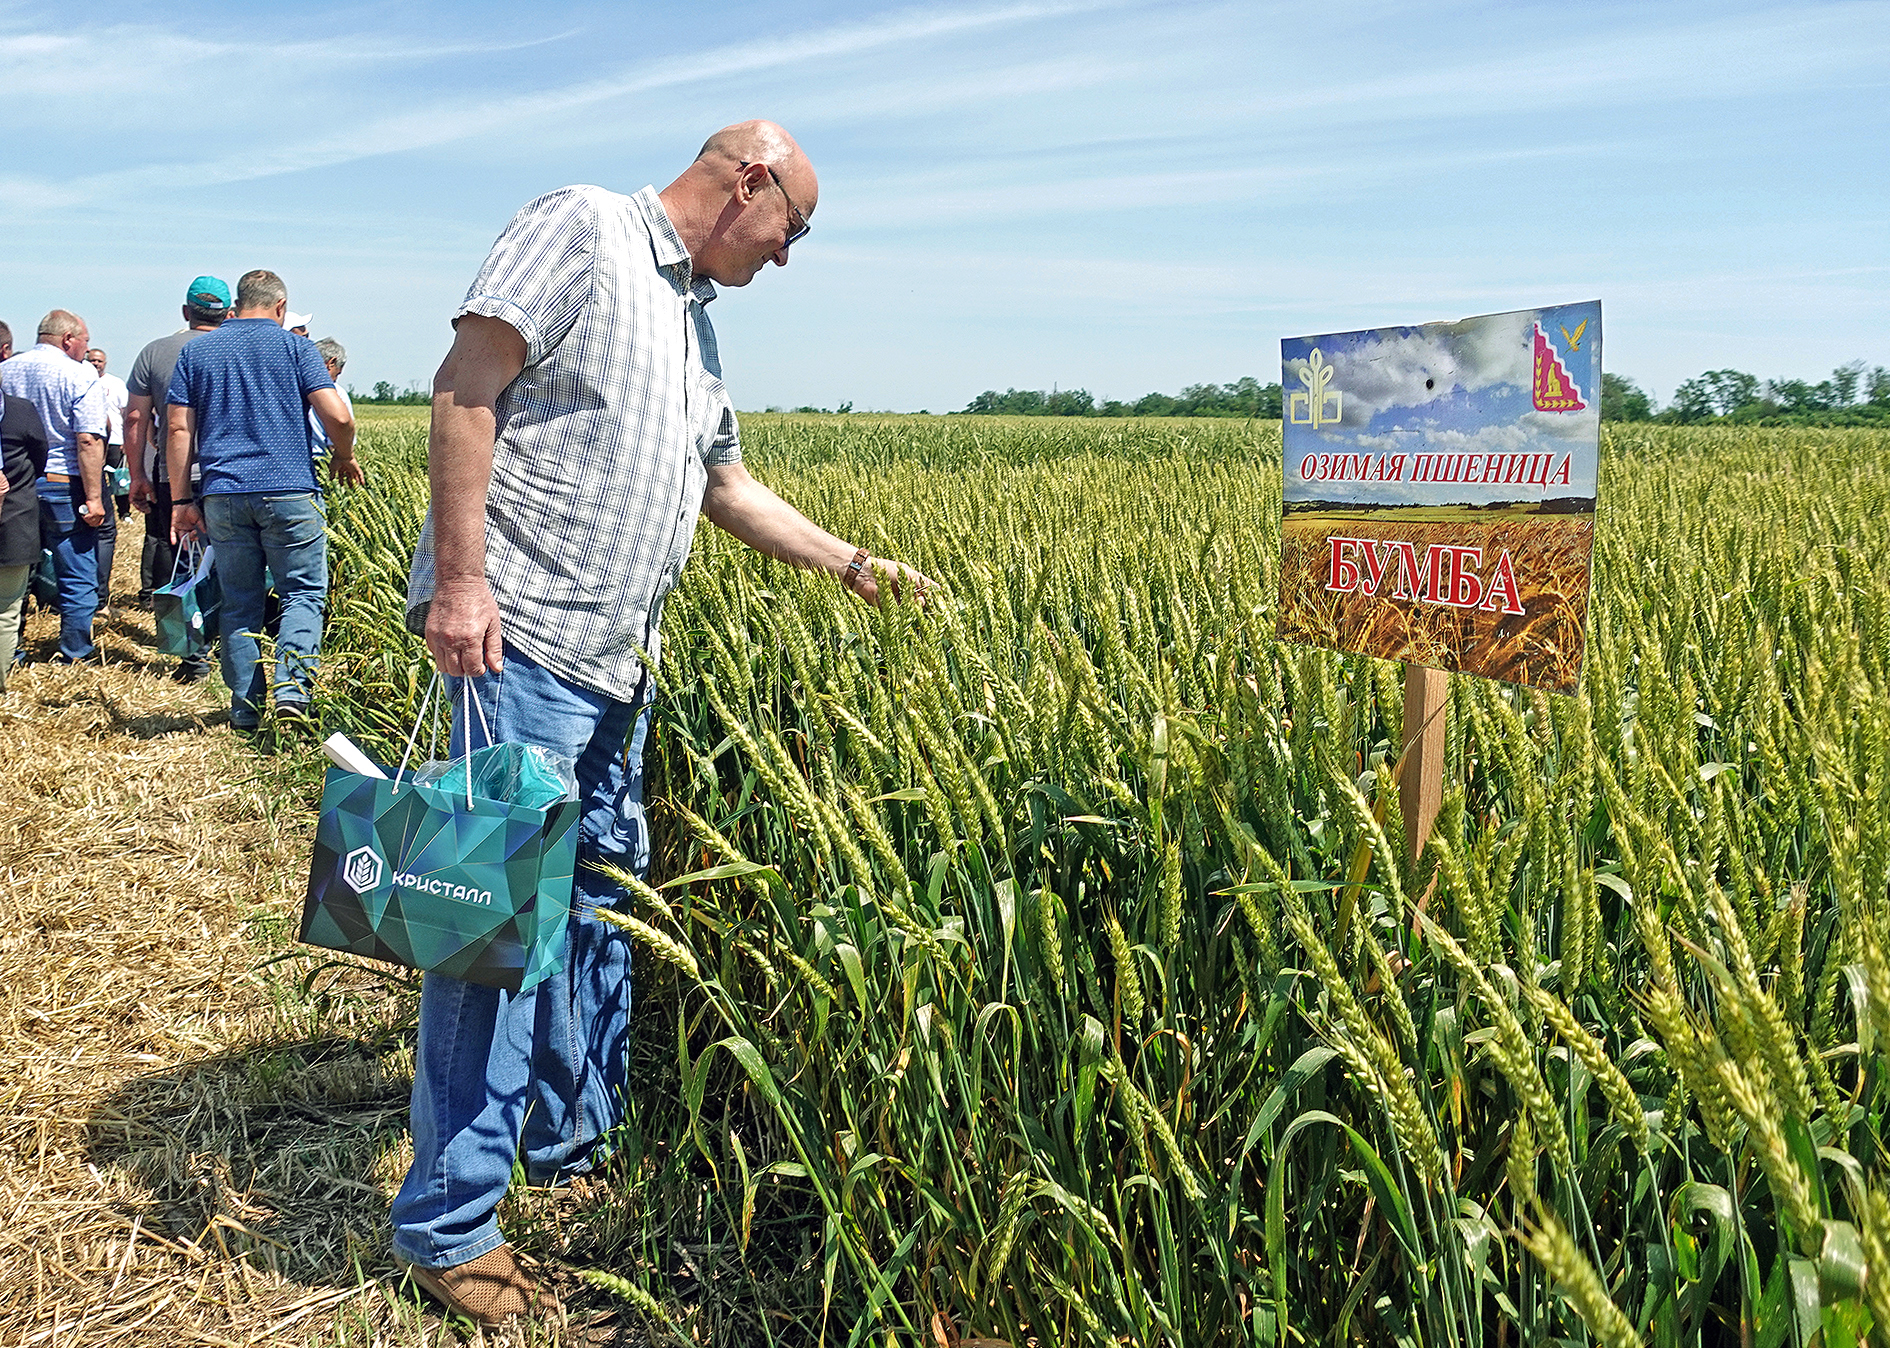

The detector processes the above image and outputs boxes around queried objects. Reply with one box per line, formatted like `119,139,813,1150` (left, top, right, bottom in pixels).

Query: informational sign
1276,302,1601,694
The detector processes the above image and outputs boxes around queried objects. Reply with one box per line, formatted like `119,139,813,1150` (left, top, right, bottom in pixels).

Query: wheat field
300,413,1890,1345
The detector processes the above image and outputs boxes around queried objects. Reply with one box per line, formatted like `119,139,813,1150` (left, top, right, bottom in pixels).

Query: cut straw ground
0,555,645,1345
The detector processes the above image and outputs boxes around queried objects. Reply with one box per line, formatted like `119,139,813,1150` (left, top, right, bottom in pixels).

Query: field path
0,567,626,1344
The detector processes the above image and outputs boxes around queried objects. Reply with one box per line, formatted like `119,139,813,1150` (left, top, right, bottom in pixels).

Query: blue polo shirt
166,319,335,496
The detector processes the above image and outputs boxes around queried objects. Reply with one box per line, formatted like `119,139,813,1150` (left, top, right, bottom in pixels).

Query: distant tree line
959,378,1284,418
1604,362,1890,426
350,380,432,406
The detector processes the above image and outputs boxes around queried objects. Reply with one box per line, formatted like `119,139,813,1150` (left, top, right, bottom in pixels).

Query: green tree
1868,366,1890,407
1700,369,1761,416
1599,373,1652,421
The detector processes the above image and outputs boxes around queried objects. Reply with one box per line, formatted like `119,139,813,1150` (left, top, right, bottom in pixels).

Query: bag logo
342,844,384,894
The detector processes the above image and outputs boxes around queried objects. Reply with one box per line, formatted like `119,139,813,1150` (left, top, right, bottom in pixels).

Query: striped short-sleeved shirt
405,184,742,701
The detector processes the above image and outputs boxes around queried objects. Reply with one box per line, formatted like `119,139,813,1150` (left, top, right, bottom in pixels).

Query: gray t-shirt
127,327,211,482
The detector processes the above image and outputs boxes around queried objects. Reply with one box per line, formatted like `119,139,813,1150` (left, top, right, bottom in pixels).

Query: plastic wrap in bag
413,743,579,810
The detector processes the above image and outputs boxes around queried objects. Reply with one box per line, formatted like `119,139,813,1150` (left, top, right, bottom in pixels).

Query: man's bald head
37,310,91,362
38,310,86,343
660,120,818,288
696,121,805,174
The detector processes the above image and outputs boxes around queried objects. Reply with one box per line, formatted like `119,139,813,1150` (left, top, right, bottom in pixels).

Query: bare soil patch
0,552,646,1345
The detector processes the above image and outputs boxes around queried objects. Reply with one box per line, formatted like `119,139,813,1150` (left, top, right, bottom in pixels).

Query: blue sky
1,0,1884,413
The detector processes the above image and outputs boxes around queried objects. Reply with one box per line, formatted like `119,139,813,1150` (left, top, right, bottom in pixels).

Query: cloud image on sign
1276,301,1601,693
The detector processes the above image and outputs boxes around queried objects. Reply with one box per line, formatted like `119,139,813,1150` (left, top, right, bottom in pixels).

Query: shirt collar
633,185,718,307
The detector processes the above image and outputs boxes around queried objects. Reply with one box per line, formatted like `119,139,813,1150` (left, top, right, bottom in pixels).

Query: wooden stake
1400,664,1449,864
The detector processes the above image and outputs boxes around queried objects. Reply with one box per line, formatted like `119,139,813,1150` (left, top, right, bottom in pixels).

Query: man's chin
699,260,762,288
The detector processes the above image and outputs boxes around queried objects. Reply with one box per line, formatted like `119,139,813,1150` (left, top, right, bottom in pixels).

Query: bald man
0,310,108,662
394,121,927,1325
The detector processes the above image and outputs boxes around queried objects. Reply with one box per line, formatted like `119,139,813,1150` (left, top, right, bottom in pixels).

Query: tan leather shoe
397,1244,562,1327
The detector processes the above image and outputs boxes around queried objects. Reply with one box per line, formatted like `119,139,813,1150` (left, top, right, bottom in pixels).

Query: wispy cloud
0,0,1124,212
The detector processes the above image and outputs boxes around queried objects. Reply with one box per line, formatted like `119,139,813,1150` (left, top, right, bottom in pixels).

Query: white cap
285,311,313,331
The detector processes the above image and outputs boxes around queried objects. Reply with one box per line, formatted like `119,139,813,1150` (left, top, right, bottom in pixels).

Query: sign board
1276,302,1601,694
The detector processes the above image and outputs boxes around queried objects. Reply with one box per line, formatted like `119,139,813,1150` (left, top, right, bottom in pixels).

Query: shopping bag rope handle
391,675,440,794
166,539,203,589
461,676,495,808
391,672,497,807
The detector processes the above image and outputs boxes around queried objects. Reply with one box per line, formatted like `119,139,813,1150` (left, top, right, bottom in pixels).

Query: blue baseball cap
185,275,232,314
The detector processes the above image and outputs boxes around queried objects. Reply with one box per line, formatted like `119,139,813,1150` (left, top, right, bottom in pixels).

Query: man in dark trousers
166,270,362,729
126,276,231,682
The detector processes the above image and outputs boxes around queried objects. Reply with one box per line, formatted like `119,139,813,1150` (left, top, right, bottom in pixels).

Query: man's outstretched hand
847,556,934,608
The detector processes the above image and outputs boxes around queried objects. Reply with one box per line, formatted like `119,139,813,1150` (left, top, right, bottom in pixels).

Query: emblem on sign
1288,348,1344,428
1532,324,1586,412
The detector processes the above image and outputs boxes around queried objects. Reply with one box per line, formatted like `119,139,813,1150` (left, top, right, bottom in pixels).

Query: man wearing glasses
396,119,927,1327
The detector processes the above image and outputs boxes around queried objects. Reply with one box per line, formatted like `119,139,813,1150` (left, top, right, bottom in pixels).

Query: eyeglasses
739,160,810,248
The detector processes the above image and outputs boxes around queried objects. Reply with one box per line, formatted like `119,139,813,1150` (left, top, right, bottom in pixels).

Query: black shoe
275,702,316,735
172,662,211,685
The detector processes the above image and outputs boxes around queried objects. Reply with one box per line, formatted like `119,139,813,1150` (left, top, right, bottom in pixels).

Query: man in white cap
285,312,312,338
85,348,130,613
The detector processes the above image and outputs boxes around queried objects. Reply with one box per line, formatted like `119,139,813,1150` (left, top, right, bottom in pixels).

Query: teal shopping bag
32,548,56,607
299,680,581,993
153,543,220,657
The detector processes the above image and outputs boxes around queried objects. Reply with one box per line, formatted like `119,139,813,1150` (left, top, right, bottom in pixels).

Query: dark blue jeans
37,478,99,662
202,492,327,727
391,644,650,1269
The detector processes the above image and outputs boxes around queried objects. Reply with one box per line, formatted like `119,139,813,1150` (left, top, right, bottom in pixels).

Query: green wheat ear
313,412,1890,1344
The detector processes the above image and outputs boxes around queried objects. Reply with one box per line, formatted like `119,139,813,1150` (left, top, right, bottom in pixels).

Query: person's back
165,269,360,730
168,317,331,496
0,339,103,476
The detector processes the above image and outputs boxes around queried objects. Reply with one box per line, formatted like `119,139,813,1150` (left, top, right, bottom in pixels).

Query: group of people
12,117,925,1330
0,272,362,727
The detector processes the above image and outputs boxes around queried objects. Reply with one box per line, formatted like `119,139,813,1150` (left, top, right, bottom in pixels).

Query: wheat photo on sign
1276,301,1602,694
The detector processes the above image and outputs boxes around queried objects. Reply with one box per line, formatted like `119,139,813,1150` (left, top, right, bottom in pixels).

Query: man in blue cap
125,276,230,681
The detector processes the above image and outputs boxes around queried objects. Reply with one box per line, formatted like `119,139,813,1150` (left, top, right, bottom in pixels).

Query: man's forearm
703,465,855,572
76,434,105,507
429,398,496,585
165,408,194,496
123,398,151,487
123,405,150,488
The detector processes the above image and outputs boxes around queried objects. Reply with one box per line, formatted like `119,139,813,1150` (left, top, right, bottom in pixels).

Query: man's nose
771,245,791,267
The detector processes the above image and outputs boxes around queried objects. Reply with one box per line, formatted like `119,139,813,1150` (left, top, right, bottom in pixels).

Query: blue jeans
202,492,327,727
391,644,650,1269
38,479,100,661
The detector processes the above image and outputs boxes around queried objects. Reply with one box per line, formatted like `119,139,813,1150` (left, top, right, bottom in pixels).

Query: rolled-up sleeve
458,187,598,366
709,404,742,467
